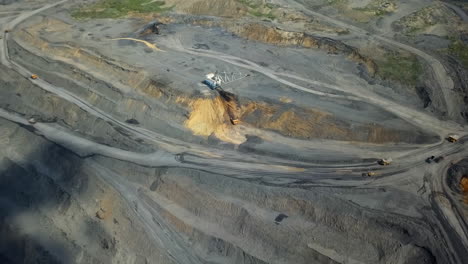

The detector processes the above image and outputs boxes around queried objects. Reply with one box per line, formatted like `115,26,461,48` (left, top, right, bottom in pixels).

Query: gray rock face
1,0,468,263
0,0,17,5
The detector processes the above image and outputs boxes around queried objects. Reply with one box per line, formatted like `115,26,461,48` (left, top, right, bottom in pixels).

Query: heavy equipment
201,72,247,125
139,20,163,36
447,134,460,143
230,118,240,125
378,158,392,166
434,156,444,163
202,73,221,90
362,172,376,177
426,156,435,164
202,71,249,90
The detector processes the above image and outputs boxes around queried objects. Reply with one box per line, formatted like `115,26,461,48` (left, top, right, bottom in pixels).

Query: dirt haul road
0,0,468,263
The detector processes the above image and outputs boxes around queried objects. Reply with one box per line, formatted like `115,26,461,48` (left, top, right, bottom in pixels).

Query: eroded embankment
8,21,201,144
12,18,160,98
10,16,438,147
0,65,148,152
98,163,441,264
0,110,448,264
179,92,439,145
181,17,377,76
447,158,468,204
0,118,176,264
177,90,246,145
241,99,441,144
447,57,468,123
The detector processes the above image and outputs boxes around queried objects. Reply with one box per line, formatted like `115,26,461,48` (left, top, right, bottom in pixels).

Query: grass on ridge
72,0,172,19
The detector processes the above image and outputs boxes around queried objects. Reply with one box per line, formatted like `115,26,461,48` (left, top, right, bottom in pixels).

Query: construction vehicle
202,71,250,90
201,72,247,126
30,74,38,79
426,156,435,164
230,118,240,125
378,158,392,166
447,134,460,143
434,156,444,163
139,20,163,36
202,73,222,90
362,172,376,177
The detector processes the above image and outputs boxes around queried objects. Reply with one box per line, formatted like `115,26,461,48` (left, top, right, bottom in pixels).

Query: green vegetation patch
249,9,276,20
377,54,423,86
353,6,390,17
393,3,454,36
237,0,261,9
321,0,396,23
236,0,277,20
449,39,468,68
326,0,347,7
72,0,172,19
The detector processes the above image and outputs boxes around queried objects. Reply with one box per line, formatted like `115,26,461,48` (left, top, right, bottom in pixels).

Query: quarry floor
1,0,468,263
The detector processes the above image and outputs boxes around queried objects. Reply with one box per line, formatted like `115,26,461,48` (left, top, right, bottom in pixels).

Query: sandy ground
1,0,468,263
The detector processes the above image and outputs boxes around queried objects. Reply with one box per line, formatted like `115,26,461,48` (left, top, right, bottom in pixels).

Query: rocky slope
1,0,468,263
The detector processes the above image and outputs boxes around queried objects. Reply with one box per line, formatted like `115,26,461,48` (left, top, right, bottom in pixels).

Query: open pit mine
1,0,468,263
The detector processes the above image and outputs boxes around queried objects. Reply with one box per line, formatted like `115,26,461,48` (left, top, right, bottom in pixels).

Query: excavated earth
1,0,468,264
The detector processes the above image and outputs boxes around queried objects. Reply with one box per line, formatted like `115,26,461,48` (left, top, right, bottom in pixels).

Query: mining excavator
202,72,249,125
202,71,250,90
202,73,222,90
139,20,163,36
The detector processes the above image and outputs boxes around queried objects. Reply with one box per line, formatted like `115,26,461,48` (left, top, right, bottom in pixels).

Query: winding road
274,0,460,120
0,0,467,263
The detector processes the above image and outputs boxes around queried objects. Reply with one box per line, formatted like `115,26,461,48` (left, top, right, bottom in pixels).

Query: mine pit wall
92,157,447,264
238,98,440,144
179,90,440,145
175,19,438,144
149,169,434,264
0,117,452,264
218,89,241,123
7,33,205,144
12,21,181,104
447,158,468,202
446,57,468,124
0,64,152,152
228,23,377,76
10,18,442,146
183,17,377,76
165,219,270,264
0,118,176,264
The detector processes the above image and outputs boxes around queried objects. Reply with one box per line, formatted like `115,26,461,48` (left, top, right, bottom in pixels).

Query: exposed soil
1,0,468,263
447,158,468,202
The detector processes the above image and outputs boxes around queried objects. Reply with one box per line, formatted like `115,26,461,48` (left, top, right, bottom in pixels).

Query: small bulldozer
362,171,376,177
447,134,460,143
